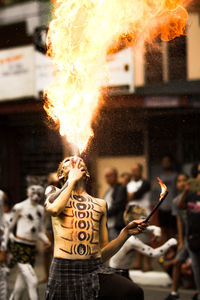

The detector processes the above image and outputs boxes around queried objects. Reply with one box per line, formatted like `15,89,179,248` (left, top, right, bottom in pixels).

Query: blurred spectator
0,190,9,300
41,172,60,283
178,162,200,300
127,163,151,271
110,208,177,279
0,185,51,300
127,163,151,214
156,155,178,242
164,173,190,300
104,167,127,240
119,172,131,187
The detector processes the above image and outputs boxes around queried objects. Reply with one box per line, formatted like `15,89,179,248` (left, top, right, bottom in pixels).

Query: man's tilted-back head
57,156,90,185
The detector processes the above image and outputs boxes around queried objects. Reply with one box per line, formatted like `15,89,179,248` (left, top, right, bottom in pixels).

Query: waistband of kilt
53,256,102,265
50,257,102,274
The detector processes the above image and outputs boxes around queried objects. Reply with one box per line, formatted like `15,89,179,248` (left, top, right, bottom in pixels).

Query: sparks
44,0,191,153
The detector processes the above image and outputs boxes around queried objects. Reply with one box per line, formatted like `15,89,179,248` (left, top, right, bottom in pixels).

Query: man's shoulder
13,199,28,211
91,196,106,208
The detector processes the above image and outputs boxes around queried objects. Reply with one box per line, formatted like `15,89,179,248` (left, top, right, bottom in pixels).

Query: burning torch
145,177,168,223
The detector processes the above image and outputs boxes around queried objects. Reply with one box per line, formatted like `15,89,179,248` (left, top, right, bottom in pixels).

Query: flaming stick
145,177,168,223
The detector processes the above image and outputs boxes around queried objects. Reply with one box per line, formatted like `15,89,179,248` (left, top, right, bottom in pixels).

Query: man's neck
28,198,38,206
110,182,118,188
132,177,141,182
73,179,86,195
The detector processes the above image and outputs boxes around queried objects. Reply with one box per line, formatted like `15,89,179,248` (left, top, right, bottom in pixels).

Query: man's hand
0,250,6,264
68,158,85,183
125,219,147,236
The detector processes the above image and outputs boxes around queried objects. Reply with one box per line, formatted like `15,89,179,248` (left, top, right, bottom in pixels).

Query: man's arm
0,204,20,262
176,216,184,251
99,201,147,262
45,159,85,216
128,180,150,202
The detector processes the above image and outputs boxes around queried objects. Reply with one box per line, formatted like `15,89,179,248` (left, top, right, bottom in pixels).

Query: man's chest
55,196,103,240
53,196,104,256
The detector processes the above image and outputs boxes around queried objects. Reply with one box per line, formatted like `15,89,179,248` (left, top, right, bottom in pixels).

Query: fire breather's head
57,156,90,184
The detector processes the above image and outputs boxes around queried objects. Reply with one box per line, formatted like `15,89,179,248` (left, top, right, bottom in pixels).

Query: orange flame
157,177,167,201
44,0,191,153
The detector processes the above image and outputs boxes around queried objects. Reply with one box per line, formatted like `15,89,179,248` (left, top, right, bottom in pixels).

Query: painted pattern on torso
53,194,103,257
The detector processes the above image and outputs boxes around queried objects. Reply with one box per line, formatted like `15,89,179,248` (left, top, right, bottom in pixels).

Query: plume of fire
44,0,191,153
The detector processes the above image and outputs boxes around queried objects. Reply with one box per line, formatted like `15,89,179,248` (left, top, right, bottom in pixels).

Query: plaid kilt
45,257,114,300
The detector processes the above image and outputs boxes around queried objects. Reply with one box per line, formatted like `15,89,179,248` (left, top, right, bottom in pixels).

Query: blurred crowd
104,156,200,300
0,156,200,300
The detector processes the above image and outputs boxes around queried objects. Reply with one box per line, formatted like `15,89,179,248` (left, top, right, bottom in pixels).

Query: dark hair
176,173,189,183
107,167,118,177
162,153,174,162
191,162,200,178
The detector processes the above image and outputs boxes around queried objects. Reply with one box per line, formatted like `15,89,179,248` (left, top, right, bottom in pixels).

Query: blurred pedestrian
0,185,51,300
127,163,151,271
157,155,178,242
110,209,177,279
104,167,127,240
40,172,60,283
0,190,9,300
178,162,200,300
164,173,190,300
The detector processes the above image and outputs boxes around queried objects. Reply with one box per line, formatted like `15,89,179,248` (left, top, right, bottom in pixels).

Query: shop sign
105,47,134,94
144,96,180,107
0,45,35,101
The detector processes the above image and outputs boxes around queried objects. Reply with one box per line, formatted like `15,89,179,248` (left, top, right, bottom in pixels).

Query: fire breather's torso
52,193,104,259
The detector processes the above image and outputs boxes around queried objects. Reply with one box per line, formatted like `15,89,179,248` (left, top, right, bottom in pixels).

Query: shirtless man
0,185,51,300
45,156,147,300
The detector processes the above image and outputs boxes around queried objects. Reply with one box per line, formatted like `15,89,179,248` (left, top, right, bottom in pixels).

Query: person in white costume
110,225,177,278
0,190,10,300
0,185,51,300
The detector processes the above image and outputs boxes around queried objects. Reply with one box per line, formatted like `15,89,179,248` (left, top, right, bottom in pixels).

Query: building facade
0,0,200,202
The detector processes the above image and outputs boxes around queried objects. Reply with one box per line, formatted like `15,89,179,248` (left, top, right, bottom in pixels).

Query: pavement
8,251,196,300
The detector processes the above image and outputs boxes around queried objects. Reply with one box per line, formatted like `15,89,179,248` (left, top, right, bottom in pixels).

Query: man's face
58,156,89,180
27,185,44,203
176,175,188,192
104,169,117,186
131,164,142,181
162,156,172,170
